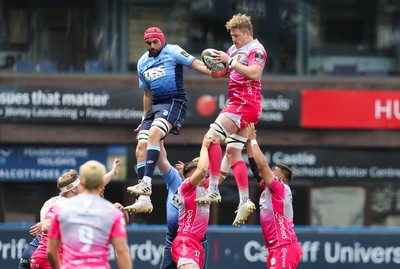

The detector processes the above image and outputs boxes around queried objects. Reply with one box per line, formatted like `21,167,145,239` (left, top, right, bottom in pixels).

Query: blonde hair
79,160,106,190
57,169,79,193
225,13,253,34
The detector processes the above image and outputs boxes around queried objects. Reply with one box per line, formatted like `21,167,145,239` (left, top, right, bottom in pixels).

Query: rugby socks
219,154,230,181
138,194,151,203
143,145,160,182
136,161,146,179
137,161,151,202
231,160,249,204
208,143,222,192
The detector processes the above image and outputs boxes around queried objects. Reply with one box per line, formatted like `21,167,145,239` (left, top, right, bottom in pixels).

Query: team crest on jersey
254,50,264,63
194,250,200,257
163,110,169,116
270,257,276,266
180,50,190,58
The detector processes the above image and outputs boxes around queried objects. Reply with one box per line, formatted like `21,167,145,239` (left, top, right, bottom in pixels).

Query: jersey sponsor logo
180,50,190,58
254,50,264,63
143,65,166,82
276,212,288,239
183,209,194,233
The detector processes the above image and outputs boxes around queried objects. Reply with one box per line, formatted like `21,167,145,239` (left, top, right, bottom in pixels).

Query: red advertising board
301,90,400,129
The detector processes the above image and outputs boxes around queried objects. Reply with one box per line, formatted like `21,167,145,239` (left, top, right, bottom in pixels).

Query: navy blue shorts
19,236,41,269
160,235,208,269
141,99,186,135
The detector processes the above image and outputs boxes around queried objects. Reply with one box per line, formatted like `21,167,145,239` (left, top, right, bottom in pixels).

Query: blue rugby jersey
137,44,195,104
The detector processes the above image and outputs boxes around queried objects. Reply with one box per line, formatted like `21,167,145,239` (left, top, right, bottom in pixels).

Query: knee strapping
225,134,247,150
137,130,149,141
151,118,170,138
210,119,230,140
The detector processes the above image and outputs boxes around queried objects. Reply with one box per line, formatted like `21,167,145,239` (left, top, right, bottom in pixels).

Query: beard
148,48,161,57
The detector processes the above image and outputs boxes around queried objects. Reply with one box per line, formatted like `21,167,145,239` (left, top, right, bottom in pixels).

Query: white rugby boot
195,189,221,204
127,179,152,196
232,200,256,227
124,200,153,214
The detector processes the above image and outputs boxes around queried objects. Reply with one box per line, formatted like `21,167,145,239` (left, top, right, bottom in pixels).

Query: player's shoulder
137,52,149,66
251,39,266,52
167,44,193,57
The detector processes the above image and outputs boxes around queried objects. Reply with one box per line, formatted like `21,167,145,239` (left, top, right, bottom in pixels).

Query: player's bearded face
145,38,162,57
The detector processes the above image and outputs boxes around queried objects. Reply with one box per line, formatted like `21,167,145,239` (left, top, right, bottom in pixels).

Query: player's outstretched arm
103,158,121,186
245,140,264,187
191,135,213,186
190,58,212,76
246,123,274,187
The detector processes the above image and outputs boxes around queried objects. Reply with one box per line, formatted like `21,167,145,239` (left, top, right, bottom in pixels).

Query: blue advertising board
1,225,399,269
0,145,127,181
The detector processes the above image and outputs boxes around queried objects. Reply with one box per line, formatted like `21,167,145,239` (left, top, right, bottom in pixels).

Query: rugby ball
201,48,226,71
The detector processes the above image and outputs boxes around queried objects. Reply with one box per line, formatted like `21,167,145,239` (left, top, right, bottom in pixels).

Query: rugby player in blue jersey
125,27,211,213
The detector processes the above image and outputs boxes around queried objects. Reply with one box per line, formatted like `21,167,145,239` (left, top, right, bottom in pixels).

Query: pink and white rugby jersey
175,178,210,241
259,178,298,249
31,197,65,262
227,39,267,104
48,193,127,269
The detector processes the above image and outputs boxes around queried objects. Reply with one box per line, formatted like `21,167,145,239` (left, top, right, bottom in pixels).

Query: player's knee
151,118,170,139
137,130,149,142
225,134,247,150
136,140,147,157
209,119,230,141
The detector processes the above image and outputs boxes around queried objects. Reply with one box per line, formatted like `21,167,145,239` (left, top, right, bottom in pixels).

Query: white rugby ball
201,48,226,71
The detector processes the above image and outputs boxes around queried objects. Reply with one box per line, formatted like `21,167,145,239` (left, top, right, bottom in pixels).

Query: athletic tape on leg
151,118,170,138
210,119,230,140
138,130,149,141
226,134,247,150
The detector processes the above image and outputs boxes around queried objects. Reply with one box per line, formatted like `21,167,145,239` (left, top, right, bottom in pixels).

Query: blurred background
1,0,400,268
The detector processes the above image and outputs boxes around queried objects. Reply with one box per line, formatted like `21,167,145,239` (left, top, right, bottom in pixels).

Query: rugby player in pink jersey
171,135,213,269
195,13,267,227
47,160,132,269
246,123,302,269
30,170,82,269
26,158,123,269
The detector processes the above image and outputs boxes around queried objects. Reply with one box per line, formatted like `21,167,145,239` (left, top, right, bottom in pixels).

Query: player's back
57,193,124,268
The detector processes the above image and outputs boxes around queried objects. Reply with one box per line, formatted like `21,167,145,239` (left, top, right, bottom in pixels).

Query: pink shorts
221,101,261,128
30,256,52,269
266,242,302,269
172,234,204,268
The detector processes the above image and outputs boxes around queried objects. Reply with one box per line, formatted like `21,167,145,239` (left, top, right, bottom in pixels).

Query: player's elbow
247,72,261,81
247,67,262,81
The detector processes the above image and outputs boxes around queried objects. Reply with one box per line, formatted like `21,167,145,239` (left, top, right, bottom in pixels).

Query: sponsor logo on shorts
281,247,288,268
181,237,188,255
